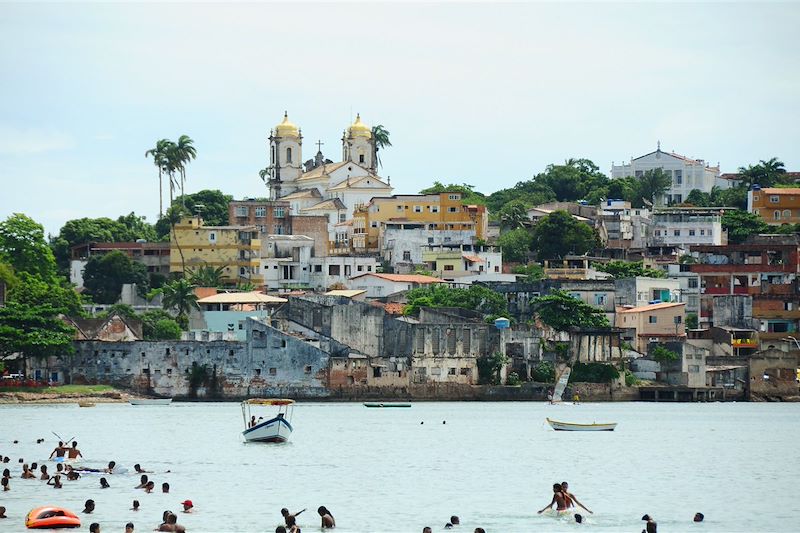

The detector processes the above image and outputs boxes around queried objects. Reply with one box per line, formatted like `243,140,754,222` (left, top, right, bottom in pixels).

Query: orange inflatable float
25,507,81,529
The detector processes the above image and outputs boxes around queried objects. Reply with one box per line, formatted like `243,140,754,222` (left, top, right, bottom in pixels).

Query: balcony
731,338,758,349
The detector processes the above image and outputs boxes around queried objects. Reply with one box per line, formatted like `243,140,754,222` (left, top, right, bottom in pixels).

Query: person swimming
100,477,110,488
49,441,66,459
67,441,83,459
47,475,62,489
134,464,150,473
642,514,657,533
317,506,335,528
694,513,704,522
162,482,170,493
131,500,140,511
40,464,49,480
82,499,95,514
103,461,116,473
21,464,36,479
281,507,306,526
144,481,155,493
538,483,568,514
0,506,6,518
136,475,148,489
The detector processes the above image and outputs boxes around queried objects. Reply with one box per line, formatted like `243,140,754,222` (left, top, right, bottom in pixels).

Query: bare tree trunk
158,170,163,217
172,223,186,276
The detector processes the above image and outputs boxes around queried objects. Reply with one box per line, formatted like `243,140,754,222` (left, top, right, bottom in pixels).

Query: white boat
129,398,172,405
547,418,617,431
241,398,295,443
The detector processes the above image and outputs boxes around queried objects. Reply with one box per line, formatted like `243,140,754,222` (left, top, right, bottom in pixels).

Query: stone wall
749,349,798,399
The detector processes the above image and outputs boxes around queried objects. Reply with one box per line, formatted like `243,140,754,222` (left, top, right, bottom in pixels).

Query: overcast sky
1,2,798,236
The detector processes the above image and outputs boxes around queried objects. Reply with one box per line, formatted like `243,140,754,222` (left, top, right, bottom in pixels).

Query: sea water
1,401,798,532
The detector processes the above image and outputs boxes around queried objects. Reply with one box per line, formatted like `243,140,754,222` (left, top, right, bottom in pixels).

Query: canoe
77,401,95,408
546,418,617,431
363,402,412,408
129,398,172,406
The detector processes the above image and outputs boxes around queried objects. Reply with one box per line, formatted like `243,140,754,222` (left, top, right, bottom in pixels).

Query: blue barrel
494,317,511,329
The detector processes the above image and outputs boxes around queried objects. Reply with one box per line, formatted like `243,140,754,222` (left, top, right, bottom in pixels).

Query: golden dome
274,111,300,138
348,114,372,139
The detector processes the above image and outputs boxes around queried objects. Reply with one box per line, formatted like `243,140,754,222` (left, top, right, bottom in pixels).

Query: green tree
686,313,698,330
651,344,679,363
160,189,232,231
0,214,58,281
531,361,556,383
0,302,75,368
371,125,392,169
498,200,530,230
534,159,609,202
486,180,555,213
419,182,487,205
173,135,197,200
738,157,786,188
530,211,599,260
685,189,711,207
569,362,619,383
146,138,173,217
161,278,199,322
595,260,665,279
152,319,182,340
511,263,544,282
140,309,181,340
403,284,507,317
722,210,769,244
497,228,534,263
188,264,227,288
531,290,610,331
83,250,149,304
9,272,84,316
633,168,672,207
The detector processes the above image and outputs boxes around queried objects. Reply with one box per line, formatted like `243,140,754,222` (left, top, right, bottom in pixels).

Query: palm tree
371,125,392,169
637,168,672,207
145,139,172,217
173,135,197,201
165,205,187,274
188,263,226,288
258,167,270,184
738,157,786,188
161,278,199,323
500,202,529,230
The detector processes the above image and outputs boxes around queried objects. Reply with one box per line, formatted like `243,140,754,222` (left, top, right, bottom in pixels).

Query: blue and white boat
241,398,295,443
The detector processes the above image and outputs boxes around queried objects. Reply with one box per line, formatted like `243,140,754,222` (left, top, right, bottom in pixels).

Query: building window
700,229,705,236
688,278,699,288
414,206,422,213
431,206,439,213
654,230,661,236
235,206,248,217
286,147,292,163
269,368,277,376
304,365,312,374
648,315,657,324
594,294,606,306
359,154,365,163
448,207,458,213
254,207,266,218
444,265,454,271
274,207,285,217
239,267,247,276
689,229,695,236
396,205,403,211
402,251,411,261
783,209,792,218
448,367,456,375
209,232,217,243
339,213,346,222
673,229,680,236
770,195,780,203
274,224,284,234
370,221,378,228
675,170,682,185
753,195,759,202
774,211,781,220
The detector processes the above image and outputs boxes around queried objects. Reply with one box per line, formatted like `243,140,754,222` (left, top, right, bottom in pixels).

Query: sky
1,2,798,236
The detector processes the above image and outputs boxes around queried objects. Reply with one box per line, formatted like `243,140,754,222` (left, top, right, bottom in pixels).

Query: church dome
274,112,300,138
348,114,372,139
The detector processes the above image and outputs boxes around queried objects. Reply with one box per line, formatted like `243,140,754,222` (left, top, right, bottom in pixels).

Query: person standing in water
67,441,83,459
317,506,335,528
49,442,65,459
538,483,568,514
561,482,592,514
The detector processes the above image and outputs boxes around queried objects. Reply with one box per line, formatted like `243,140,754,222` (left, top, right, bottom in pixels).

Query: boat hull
129,399,172,406
242,415,293,443
547,418,617,431
363,402,411,408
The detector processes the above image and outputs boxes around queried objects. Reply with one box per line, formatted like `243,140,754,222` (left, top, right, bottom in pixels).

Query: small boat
241,398,295,443
363,402,412,408
129,398,172,406
547,418,617,432
77,401,95,408
26,506,81,529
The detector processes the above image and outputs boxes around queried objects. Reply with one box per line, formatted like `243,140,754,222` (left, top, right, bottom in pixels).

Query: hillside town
1,114,798,403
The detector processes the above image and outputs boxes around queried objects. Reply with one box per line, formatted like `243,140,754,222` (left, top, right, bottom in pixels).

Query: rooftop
349,273,445,284
617,302,685,313
197,291,288,305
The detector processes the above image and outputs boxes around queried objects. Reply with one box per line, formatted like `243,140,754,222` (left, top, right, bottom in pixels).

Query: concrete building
70,241,171,289
422,244,503,281
228,199,291,235
650,208,725,247
615,276,682,307
611,144,723,205
352,192,488,253
689,234,800,344
665,264,701,316
748,187,800,226
543,256,612,281
597,200,652,254
261,235,315,290
381,225,476,271
309,256,378,290
170,216,261,285
616,302,686,352
191,291,287,341
347,273,445,298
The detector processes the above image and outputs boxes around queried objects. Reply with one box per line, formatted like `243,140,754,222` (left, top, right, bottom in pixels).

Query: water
1,401,798,533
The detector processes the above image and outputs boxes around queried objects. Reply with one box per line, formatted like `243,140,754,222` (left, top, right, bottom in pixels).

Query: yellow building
170,216,261,285
748,187,800,225
352,192,488,252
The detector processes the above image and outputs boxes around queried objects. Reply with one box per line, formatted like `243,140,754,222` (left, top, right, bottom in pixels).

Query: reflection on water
1,402,798,532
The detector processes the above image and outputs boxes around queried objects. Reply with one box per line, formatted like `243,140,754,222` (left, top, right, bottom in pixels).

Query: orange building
352,192,488,252
748,187,800,225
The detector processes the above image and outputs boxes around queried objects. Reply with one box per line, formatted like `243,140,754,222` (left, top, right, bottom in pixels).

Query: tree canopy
530,211,598,260
403,284,508,318
83,250,149,304
497,228,533,263
9,272,84,316
418,182,487,205
722,210,769,244
595,260,665,279
0,302,75,362
0,214,58,281
531,290,610,331
157,189,233,232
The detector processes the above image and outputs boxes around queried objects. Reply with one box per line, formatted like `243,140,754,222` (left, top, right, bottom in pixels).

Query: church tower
268,112,303,199
342,114,376,172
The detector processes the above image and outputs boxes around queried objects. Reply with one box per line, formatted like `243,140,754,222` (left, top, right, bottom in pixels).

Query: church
264,112,394,231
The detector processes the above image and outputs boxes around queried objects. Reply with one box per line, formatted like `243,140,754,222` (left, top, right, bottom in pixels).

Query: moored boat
129,398,172,405
26,506,81,529
363,402,411,408
77,401,95,408
241,398,294,443
546,418,617,431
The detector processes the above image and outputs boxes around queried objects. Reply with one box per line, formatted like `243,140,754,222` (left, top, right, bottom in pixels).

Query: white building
614,276,682,307
381,224,477,271
611,144,724,205
309,256,379,290
665,264,701,317
347,273,444,298
650,208,724,248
